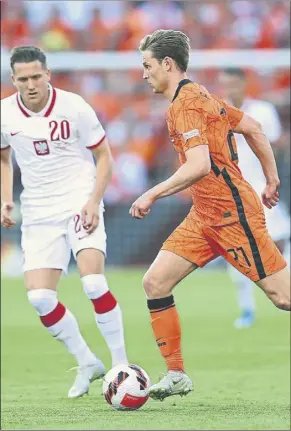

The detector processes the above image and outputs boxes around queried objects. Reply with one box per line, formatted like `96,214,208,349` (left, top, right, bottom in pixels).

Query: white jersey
235,98,289,241
1,85,106,226
235,98,281,192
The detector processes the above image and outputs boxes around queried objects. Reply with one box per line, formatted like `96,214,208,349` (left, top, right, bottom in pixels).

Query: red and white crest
33,140,50,156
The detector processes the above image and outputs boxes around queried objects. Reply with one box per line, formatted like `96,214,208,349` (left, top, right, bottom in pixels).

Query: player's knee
142,272,166,299
275,298,291,311
27,288,58,316
273,294,291,311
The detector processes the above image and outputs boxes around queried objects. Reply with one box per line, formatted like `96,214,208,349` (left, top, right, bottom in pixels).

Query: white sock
27,289,97,366
237,277,255,312
81,274,128,366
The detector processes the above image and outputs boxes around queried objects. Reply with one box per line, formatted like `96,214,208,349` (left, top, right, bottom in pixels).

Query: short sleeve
1,132,10,150
173,106,208,152
77,100,106,150
223,102,244,130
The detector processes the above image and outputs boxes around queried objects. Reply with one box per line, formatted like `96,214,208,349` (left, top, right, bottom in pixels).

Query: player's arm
234,113,280,208
130,145,210,219
89,137,113,206
130,105,211,219
1,146,16,228
77,97,114,232
148,145,210,199
80,137,113,233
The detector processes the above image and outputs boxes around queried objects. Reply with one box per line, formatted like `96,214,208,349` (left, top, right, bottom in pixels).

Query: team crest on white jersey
33,140,50,156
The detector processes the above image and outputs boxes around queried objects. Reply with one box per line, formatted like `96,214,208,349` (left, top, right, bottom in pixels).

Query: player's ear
11,74,17,88
45,69,51,82
163,57,172,72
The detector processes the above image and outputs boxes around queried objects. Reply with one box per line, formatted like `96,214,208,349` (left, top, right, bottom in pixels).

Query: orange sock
147,295,184,372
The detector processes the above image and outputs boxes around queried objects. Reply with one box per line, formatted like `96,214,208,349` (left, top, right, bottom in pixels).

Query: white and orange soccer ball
102,364,151,410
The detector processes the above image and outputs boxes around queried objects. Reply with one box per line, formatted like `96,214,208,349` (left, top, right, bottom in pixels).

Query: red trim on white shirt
16,87,57,118
87,134,106,149
44,88,57,117
16,93,30,117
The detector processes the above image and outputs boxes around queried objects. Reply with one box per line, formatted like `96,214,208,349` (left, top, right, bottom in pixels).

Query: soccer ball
102,363,151,410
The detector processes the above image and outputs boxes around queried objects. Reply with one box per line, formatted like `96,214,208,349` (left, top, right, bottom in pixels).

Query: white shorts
251,181,290,242
21,208,107,274
264,202,290,242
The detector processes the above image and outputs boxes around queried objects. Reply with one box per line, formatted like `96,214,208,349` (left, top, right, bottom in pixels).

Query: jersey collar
16,84,56,118
172,79,193,102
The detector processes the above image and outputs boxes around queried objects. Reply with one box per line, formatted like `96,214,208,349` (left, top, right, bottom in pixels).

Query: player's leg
208,211,290,311
228,237,288,327
69,210,128,369
144,215,218,400
227,265,255,328
228,204,290,328
255,266,290,310
144,250,198,370
23,224,104,398
254,205,290,309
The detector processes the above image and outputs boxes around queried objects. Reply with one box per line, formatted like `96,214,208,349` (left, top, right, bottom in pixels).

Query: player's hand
129,192,156,219
81,200,99,234
262,182,280,209
1,201,16,228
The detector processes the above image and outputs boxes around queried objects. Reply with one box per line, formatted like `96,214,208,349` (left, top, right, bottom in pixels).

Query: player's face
142,51,169,94
11,61,51,109
218,73,246,102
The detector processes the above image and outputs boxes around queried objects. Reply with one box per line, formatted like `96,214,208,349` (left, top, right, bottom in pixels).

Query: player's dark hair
10,46,47,71
139,29,190,72
222,68,246,79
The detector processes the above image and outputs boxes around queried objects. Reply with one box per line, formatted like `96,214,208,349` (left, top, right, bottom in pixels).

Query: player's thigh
161,214,219,269
143,250,198,298
76,249,105,277
24,269,62,291
21,223,70,287
144,216,218,298
207,211,287,282
68,208,106,277
255,266,290,307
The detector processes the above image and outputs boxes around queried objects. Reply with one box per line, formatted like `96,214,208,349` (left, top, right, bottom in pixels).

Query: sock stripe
150,304,176,314
91,291,117,314
147,295,174,311
40,302,66,327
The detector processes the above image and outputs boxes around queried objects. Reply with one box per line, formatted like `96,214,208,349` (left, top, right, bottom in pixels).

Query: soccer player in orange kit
129,30,290,401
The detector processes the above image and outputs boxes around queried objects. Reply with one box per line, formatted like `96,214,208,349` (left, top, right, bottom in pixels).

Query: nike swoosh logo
10,132,20,136
52,330,62,338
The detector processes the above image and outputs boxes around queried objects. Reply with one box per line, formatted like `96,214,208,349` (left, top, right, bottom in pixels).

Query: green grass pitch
1,269,290,430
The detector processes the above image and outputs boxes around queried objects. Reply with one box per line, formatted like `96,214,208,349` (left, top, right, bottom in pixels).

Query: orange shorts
162,210,286,282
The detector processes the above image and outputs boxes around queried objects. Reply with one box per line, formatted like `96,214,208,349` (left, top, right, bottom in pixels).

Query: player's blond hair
139,29,190,72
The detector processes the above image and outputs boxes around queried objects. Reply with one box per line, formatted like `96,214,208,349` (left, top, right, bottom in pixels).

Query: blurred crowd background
1,0,290,271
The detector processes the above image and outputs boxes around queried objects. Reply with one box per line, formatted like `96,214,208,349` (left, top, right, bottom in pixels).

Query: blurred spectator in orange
1,4,32,49
84,8,108,51
256,1,290,49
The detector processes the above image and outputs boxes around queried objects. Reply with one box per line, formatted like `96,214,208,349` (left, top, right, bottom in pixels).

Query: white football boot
149,370,193,401
68,359,106,398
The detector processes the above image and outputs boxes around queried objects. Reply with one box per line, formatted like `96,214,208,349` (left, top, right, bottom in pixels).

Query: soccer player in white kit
219,68,290,328
1,46,128,397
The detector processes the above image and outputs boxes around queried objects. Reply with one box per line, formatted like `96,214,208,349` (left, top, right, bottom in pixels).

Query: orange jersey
166,80,263,226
